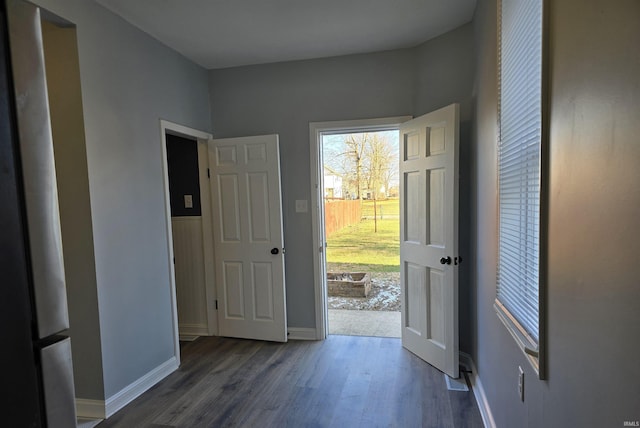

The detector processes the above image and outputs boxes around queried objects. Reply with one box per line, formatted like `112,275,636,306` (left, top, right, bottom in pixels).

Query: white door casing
209,134,287,342
309,116,412,339
160,120,214,364
400,104,459,378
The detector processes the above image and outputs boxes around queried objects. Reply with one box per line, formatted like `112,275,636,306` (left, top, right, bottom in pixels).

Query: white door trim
159,120,213,364
309,116,412,339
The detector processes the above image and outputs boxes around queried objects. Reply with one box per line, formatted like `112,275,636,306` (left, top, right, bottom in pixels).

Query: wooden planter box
327,272,371,297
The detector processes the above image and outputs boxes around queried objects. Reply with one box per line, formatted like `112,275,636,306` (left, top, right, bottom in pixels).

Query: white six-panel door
400,104,459,378
209,135,287,342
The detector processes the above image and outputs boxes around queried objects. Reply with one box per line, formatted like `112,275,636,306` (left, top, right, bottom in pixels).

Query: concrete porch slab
328,309,401,338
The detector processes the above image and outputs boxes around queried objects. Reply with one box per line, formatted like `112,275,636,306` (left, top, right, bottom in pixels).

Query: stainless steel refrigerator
1,0,77,426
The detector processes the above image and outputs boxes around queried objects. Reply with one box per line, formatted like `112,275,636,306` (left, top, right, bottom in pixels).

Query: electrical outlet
518,366,525,402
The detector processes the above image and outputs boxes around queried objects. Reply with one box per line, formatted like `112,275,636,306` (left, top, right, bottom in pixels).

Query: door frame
309,116,411,339
159,120,215,362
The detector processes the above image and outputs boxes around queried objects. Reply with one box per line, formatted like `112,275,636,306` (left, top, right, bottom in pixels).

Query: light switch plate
184,194,193,208
295,199,308,213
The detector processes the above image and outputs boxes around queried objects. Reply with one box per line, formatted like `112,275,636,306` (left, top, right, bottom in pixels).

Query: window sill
494,299,544,379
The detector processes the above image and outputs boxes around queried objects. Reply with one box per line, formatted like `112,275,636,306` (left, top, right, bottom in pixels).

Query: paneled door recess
400,104,460,378
209,135,287,342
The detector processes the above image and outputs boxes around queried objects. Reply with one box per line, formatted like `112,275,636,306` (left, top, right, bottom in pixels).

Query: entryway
160,121,217,356
311,105,461,378
321,130,402,338
310,118,410,341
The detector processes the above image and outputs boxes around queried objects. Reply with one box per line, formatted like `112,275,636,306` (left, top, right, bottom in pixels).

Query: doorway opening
159,121,216,362
310,116,411,340
323,131,400,337
165,133,208,343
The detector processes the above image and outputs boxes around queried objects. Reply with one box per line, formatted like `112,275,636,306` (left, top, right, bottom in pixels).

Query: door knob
270,248,279,255
440,256,452,265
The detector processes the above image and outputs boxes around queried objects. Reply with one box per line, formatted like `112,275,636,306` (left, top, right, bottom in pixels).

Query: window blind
497,0,543,343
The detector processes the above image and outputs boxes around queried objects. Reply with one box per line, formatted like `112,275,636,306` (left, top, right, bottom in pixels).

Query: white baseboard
76,398,106,419
287,327,317,340
460,352,496,428
179,323,209,337
103,356,178,418
77,356,178,419
179,334,200,342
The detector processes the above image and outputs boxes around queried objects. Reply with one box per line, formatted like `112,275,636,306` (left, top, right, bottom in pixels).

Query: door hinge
215,300,218,310
207,168,210,178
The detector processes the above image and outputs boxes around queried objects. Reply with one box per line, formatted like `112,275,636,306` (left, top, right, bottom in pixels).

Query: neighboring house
362,186,386,200
323,171,343,199
3,0,638,426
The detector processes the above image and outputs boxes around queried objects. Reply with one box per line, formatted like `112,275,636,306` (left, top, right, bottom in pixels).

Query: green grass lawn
360,198,399,218
326,214,399,273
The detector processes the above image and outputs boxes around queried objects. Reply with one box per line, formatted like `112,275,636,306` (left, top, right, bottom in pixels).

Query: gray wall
42,21,104,400
471,0,640,426
209,23,475,335
34,0,211,399
414,24,474,119
415,24,476,353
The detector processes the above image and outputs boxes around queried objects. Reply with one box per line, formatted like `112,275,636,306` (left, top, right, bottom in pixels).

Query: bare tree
324,133,369,199
363,133,396,200
344,134,369,200
361,133,397,231
323,132,398,213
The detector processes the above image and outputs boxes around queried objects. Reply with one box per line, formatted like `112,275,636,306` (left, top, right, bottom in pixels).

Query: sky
321,130,400,191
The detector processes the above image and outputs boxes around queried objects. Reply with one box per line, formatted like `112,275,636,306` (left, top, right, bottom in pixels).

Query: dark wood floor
98,335,483,427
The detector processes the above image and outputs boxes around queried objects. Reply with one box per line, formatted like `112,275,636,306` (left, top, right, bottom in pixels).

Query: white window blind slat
497,0,543,343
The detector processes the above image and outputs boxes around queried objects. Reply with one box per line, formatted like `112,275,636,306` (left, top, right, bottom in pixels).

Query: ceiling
94,0,477,70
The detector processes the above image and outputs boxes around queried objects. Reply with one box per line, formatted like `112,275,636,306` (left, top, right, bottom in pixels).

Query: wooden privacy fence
324,199,361,237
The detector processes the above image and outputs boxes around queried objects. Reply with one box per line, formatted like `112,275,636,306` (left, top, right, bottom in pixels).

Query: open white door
209,134,287,342
400,104,459,378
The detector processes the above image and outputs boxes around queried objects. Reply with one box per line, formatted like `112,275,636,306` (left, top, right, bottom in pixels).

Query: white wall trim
179,323,209,337
76,399,106,420
308,116,412,341
75,356,178,420
287,327,317,340
460,352,496,428
104,356,179,418
159,120,214,366
161,119,212,141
